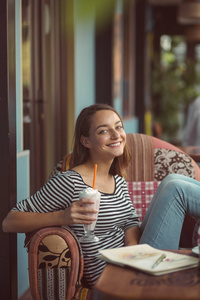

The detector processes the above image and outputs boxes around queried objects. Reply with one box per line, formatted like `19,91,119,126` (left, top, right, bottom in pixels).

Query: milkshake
79,187,101,242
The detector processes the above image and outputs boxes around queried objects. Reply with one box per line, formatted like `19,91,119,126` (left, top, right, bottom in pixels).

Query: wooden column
0,0,17,299
95,21,113,105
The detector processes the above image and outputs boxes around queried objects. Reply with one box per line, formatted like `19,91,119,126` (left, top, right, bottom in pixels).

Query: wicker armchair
25,133,200,299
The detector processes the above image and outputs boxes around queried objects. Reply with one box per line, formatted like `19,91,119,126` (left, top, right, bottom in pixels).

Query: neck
84,159,115,192
72,158,115,191
85,158,113,176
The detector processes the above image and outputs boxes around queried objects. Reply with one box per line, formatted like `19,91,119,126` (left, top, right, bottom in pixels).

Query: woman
2,104,200,288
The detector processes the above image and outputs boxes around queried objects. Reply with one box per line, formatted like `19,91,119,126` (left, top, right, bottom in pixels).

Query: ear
80,135,92,148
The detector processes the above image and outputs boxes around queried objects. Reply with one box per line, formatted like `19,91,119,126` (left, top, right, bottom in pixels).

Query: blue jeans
139,174,200,249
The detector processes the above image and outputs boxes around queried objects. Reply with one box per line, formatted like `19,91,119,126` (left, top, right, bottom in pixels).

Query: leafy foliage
151,36,200,142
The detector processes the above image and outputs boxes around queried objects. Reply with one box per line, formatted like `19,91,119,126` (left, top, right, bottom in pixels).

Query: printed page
99,244,199,275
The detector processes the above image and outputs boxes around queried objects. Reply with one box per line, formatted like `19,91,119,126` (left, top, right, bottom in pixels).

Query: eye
116,125,123,130
98,129,107,134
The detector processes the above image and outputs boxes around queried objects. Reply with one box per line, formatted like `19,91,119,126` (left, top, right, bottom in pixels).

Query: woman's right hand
63,198,98,225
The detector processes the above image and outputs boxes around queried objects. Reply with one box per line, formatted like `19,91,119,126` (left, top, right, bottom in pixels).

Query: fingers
74,198,98,213
65,199,99,225
69,212,97,225
71,212,97,224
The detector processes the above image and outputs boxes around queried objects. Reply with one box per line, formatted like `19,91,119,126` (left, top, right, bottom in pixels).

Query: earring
80,136,84,145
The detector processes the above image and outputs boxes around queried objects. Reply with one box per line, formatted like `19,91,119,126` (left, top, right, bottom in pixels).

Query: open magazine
99,244,199,276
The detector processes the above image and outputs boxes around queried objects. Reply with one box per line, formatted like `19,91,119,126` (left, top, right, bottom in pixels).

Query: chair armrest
25,226,92,300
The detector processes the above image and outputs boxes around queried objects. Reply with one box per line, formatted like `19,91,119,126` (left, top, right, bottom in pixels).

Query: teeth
109,142,121,147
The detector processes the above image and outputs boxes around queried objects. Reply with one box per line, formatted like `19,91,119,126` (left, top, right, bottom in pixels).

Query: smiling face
81,110,126,161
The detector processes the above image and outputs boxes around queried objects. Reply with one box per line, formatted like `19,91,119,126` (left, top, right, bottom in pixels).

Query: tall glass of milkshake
79,187,100,242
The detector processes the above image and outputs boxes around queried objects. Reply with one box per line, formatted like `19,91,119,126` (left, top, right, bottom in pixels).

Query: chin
113,148,124,157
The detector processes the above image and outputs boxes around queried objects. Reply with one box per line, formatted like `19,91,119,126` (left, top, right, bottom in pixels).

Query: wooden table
93,250,200,300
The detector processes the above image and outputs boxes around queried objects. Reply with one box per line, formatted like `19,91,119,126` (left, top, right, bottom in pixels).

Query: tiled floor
19,289,32,300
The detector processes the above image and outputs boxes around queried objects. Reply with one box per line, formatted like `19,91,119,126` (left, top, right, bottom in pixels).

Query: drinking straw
92,164,97,189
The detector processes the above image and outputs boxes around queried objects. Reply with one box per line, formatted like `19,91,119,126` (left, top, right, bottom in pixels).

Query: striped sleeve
12,172,75,212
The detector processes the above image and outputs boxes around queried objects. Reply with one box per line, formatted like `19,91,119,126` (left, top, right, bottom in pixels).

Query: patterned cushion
127,181,161,225
38,269,69,299
154,149,195,181
37,235,71,269
36,235,72,299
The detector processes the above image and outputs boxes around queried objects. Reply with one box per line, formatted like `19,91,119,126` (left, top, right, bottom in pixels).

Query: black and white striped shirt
13,170,139,288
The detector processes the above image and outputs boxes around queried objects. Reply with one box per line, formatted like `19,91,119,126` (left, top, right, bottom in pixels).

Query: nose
110,129,120,139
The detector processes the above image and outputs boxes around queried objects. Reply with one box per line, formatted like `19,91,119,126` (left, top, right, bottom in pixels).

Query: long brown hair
70,104,131,177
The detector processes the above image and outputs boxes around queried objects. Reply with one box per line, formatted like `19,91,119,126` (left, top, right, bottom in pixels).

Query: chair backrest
126,133,200,182
125,134,200,248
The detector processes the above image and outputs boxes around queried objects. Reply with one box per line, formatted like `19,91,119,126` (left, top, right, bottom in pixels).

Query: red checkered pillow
127,181,161,225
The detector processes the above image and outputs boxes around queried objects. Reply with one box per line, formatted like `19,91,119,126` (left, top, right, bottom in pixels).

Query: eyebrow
95,120,122,131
